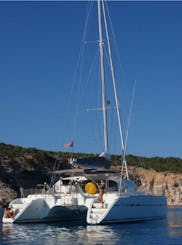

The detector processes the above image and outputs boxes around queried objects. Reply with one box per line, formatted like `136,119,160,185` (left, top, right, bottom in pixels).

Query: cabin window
107,180,118,192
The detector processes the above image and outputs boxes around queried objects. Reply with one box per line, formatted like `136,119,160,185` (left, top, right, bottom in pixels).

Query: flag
64,141,73,148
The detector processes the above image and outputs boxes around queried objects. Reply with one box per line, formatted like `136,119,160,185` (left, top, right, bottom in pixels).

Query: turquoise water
0,208,181,245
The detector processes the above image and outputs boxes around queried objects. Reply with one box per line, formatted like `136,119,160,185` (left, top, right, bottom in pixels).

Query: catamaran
2,0,167,224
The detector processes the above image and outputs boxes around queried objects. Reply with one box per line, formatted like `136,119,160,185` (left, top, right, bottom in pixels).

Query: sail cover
74,156,110,169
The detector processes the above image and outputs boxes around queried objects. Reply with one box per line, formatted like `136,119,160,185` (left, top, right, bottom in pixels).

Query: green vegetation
111,154,182,173
0,143,182,173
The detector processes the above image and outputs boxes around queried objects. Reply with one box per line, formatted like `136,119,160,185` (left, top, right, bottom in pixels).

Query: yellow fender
85,182,97,195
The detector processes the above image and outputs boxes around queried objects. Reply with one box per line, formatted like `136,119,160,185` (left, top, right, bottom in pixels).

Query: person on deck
4,205,14,219
98,179,105,208
20,186,24,198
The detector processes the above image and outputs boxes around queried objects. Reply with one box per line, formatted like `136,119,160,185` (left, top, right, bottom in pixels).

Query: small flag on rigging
64,141,74,148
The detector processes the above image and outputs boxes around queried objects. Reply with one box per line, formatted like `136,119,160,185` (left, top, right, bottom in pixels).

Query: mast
97,0,109,155
101,1,128,179
97,0,129,185
98,0,129,183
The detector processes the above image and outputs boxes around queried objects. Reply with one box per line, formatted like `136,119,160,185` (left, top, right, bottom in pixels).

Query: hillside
0,143,181,206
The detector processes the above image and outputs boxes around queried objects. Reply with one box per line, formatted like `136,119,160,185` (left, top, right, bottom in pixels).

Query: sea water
0,208,181,245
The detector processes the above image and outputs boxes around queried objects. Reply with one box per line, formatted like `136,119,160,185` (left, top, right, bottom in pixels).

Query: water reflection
0,221,167,245
1,223,37,245
0,223,119,245
167,208,182,238
77,225,119,245
0,208,181,245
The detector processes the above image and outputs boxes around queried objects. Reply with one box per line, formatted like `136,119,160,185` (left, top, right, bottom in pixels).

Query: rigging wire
72,2,95,143
124,80,136,154
61,1,94,151
105,1,133,131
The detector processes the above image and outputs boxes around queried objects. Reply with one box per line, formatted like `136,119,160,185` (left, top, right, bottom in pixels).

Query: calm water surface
0,208,181,245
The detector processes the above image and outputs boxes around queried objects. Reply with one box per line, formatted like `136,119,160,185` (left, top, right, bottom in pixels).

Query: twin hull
87,195,167,224
3,197,87,224
3,194,167,225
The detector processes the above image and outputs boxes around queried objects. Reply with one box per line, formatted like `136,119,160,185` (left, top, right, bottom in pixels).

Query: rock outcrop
0,154,70,206
129,167,182,206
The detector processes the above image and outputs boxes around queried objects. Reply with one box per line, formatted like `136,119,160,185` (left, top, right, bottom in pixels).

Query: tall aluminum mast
101,0,129,180
97,0,109,155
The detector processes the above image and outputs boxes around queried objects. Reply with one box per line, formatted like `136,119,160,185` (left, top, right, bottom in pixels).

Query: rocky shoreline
128,166,182,206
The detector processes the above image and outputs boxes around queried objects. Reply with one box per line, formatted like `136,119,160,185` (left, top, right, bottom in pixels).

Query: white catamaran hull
2,195,87,224
87,194,167,224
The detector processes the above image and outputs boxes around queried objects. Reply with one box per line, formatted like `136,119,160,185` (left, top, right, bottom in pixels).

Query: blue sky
0,1,182,158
